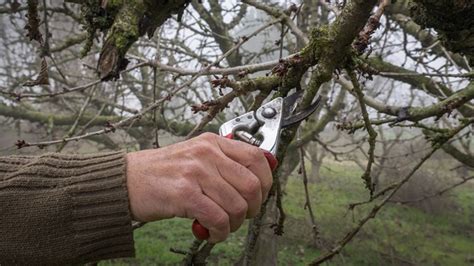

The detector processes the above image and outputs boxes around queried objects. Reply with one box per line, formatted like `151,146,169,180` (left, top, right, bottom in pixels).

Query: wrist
125,152,143,221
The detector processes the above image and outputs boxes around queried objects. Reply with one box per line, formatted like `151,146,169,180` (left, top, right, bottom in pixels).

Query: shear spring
234,131,262,147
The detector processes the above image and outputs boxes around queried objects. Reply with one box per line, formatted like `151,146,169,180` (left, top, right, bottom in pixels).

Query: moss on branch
409,0,474,65
406,82,474,121
75,0,191,80
365,57,453,97
364,57,474,118
441,142,474,168
0,103,217,135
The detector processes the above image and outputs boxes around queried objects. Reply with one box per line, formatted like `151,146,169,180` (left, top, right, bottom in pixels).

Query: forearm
0,151,135,265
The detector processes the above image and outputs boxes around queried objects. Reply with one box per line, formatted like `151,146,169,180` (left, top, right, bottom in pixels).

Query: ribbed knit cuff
0,151,135,265
64,151,135,263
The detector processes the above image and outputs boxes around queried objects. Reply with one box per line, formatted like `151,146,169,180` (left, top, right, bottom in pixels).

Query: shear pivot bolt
262,107,276,118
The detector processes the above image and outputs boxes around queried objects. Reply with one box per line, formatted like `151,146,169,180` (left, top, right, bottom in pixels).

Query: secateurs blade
219,90,322,155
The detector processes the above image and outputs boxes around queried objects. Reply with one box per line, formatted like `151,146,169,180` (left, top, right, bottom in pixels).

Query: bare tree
0,0,473,265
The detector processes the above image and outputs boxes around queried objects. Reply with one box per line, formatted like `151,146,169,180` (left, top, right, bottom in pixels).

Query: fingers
215,158,263,218
166,132,277,242
197,167,249,232
214,134,274,200
126,132,275,243
188,193,230,243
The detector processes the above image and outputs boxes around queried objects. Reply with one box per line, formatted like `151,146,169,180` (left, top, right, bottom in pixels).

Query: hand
125,133,274,243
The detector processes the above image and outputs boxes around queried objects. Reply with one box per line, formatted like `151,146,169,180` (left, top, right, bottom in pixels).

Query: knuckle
235,164,249,177
183,162,209,182
189,144,211,159
194,142,211,154
248,146,264,161
242,176,261,198
199,132,217,142
230,201,248,219
181,162,199,178
213,212,230,230
189,140,219,159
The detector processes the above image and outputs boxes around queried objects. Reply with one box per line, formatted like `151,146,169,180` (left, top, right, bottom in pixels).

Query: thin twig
1,62,149,100
392,175,474,204
378,71,474,78
152,67,160,148
299,145,320,245
128,53,302,77
190,243,215,265
349,71,377,195
16,19,273,149
310,120,472,265
56,86,96,152
242,0,309,45
185,17,284,138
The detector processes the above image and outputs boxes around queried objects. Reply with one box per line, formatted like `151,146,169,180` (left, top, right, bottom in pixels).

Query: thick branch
96,0,190,80
339,77,474,122
409,0,474,65
0,103,215,136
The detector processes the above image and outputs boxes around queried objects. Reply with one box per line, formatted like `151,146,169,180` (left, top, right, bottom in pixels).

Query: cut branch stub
23,58,49,87
96,0,191,80
15,140,29,149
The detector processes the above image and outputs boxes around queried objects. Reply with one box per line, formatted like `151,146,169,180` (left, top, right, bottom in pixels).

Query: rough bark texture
409,0,474,65
95,0,191,80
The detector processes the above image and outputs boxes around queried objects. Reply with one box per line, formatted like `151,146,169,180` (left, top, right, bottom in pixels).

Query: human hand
125,133,275,243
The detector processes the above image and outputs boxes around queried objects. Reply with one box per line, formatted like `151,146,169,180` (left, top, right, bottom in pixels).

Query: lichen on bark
79,0,121,57
75,0,191,80
301,26,332,65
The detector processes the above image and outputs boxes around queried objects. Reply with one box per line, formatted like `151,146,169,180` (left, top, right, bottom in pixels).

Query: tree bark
409,0,474,65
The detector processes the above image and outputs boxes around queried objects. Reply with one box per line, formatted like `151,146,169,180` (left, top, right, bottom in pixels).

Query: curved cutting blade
281,90,303,117
281,94,322,128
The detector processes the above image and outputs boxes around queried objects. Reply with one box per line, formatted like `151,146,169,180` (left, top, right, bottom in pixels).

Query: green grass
101,160,474,265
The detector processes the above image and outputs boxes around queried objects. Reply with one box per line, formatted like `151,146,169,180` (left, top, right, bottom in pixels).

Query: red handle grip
263,151,278,171
191,133,278,240
192,219,210,240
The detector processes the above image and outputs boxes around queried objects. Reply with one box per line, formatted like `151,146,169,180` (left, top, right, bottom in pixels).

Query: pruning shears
192,90,322,240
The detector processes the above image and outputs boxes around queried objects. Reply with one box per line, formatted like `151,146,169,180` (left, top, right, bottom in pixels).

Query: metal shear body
219,90,322,155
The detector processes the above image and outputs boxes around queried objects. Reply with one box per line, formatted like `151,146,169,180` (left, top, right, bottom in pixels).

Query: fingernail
263,151,278,171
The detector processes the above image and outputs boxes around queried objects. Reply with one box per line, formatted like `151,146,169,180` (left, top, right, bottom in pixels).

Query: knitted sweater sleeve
0,151,135,265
